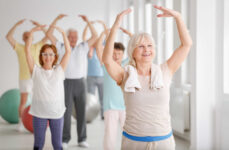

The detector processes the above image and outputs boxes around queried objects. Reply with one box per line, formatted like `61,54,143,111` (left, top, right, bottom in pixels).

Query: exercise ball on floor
22,105,33,133
86,93,100,123
0,89,31,124
72,93,100,123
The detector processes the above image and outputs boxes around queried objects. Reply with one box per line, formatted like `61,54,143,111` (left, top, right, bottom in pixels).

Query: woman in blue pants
25,25,71,150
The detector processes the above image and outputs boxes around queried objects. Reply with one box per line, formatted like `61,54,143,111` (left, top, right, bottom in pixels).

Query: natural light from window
224,0,229,94
145,3,152,34
129,6,134,34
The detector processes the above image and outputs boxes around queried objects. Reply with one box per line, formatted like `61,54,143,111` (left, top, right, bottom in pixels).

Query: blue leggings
33,116,63,150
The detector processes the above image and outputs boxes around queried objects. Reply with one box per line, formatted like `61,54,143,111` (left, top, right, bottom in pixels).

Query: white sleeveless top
121,63,172,136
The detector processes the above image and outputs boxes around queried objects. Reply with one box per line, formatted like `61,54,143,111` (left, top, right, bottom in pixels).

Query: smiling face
41,48,56,67
39,44,58,68
67,30,78,48
132,37,155,64
127,33,156,66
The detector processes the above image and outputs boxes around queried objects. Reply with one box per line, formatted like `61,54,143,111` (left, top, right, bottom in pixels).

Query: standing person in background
46,14,98,149
103,5,192,150
83,20,107,120
5,19,48,132
95,27,131,150
25,25,71,150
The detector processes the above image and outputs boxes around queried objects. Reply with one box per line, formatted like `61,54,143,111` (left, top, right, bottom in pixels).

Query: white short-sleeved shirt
56,41,89,79
29,65,65,119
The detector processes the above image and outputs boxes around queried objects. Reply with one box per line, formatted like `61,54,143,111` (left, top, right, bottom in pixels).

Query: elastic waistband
122,131,173,142
65,78,84,81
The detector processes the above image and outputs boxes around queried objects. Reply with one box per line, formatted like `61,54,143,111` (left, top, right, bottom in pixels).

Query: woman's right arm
95,29,108,65
53,26,71,71
102,8,131,84
82,21,95,59
79,15,98,48
25,26,45,74
6,19,25,48
46,14,67,45
30,20,49,44
120,27,132,37
82,23,90,42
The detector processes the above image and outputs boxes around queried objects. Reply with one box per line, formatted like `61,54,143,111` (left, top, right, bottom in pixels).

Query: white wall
0,0,107,95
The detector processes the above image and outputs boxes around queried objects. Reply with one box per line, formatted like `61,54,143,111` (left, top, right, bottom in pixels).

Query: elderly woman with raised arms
102,5,192,150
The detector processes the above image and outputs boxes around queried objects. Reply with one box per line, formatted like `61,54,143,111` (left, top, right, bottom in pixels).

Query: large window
224,0,229,94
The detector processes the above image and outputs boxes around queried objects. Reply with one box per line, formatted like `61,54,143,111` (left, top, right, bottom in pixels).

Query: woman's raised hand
16,19,26,26
154,5,180,18
79,15,89,23
57,14,67,20
30,20,40,26
51,25,65,34
113,8,132,28
30,25,46,33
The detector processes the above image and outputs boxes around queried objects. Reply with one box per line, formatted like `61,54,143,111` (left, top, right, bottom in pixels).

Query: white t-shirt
29,65,65,119
56,41,89,79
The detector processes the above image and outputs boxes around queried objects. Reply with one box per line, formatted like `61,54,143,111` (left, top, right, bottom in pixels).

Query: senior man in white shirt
46,14,98,149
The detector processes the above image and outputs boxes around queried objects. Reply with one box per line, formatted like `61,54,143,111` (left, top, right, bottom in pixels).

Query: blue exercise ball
0,89,31,124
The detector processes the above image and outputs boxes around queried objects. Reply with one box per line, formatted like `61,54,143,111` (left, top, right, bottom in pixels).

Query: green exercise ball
0,89,31,124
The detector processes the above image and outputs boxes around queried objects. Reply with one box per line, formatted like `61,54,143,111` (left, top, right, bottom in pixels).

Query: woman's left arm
53,26,71,71
154,5,192,74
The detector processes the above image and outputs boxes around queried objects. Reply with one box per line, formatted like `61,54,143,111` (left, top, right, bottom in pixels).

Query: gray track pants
62,78,87,143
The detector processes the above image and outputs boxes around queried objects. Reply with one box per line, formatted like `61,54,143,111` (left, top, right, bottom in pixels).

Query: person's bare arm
154,5,192,74
82,24,89,42
120,27,132,37
30,20,48,43
102,9,131,84
83,20,106,59
6,19,26,48
79,15,98,47
53,26,71,71
88,47,94,59
46,14,67,45
82,21,95,42
95,29,109,64
82,21,96,58
25,25,45,74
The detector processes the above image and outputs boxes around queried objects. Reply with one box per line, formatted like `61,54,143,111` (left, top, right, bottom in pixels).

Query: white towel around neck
124,64,164,92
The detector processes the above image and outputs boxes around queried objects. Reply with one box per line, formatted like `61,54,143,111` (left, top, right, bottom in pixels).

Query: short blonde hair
127,32,155,66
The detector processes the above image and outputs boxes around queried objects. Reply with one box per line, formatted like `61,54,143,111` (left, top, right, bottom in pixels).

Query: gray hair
66,28,77,36
127,32,155,67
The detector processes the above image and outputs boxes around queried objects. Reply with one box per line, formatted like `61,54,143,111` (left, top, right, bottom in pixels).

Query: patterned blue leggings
33,116,63,150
